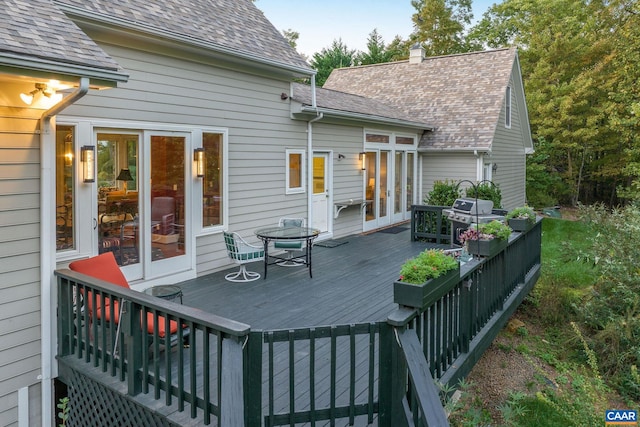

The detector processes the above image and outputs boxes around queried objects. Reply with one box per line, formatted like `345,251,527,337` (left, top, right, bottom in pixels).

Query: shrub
465,182,502,208
576,203,640,399
424,180,461,206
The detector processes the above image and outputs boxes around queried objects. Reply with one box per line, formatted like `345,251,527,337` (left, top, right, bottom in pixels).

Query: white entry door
312,153,330,233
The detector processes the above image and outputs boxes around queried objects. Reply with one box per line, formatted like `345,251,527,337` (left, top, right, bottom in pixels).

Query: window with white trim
286,149,305,194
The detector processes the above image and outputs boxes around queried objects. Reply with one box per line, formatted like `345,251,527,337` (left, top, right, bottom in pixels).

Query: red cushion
69,252,130,289
97,301,179,338
69,252,130,314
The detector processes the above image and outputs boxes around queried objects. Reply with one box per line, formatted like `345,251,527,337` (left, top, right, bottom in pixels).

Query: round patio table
143,284,183,304
255,226,320,279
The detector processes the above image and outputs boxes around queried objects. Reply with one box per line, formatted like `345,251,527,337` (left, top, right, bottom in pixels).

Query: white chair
223,231,265,282
274,217,306,267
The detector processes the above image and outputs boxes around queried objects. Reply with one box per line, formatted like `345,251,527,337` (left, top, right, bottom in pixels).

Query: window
56,125,75,252
396,136,415,145
286,149,305,194
505,86,512,128
366,133,390,143
202,132,224,227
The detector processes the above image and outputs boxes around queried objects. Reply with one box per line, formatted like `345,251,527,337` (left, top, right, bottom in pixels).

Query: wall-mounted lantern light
359,152,366,171
194,147,205,178
80,146,95,183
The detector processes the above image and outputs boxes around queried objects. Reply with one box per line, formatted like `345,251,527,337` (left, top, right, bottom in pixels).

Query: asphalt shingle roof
54,0,312,72
291,82,433,128
0,0,121,71
323,49,517,150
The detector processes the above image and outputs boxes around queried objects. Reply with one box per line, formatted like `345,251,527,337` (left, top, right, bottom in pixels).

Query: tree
410,0,477,56
310,39,356,86
471,0,639,206
281,29,299,50
357,29,401,65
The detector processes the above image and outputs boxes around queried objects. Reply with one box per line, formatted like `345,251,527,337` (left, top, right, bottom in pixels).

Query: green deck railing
56,218,541,427
56,269,250,426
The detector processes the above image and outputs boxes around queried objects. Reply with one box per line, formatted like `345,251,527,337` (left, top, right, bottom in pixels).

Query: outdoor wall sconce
80,146,95,183
20,83,62,105
338,153,345,160
194,147,205,178
359,152,366,171
492,163,498,173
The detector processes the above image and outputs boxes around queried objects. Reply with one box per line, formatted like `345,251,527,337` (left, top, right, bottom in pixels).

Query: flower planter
508,218,534,232
466,238,508,258
393,265,460,310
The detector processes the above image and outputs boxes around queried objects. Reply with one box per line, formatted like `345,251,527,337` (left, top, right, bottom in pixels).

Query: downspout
307,75,322,228
39,77,89,427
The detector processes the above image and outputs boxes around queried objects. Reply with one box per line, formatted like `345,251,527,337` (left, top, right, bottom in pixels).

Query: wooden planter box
393,265,460,310
508,218,534,232
466,238,508,258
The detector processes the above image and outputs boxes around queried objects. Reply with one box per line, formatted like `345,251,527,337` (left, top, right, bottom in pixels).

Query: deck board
179,228,443,329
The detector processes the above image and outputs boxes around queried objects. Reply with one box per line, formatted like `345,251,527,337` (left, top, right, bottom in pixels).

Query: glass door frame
363,149,392,232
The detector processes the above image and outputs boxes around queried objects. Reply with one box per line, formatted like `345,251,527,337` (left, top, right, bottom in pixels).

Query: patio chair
274,217,306,267
223,231,265,282
69,252,189,348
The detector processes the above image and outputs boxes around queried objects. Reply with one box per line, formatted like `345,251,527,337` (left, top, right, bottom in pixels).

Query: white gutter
299,106,433,131
39,77,89,427
307,76,321,226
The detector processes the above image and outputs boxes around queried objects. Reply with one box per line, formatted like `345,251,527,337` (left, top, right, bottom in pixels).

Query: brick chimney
409,43,425,64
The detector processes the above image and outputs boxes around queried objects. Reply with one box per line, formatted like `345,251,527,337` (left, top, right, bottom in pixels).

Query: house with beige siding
0,0,531,425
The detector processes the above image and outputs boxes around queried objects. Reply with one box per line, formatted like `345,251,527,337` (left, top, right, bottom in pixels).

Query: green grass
451,216,626,427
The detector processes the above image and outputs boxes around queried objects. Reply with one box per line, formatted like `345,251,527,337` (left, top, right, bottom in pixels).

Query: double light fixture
20,83,62,106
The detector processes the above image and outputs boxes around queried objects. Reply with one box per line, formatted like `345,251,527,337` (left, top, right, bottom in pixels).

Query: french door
364,149,415,231
364,150,391,231
95,130,190,281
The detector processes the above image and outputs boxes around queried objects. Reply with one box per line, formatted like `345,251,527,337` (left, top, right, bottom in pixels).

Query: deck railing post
57,276,72,357
243,331,262,427
221,333,246,427
123,300,143,396
380,307,415,427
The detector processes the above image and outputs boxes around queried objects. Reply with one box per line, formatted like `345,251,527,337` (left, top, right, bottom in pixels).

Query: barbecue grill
442,198,506,245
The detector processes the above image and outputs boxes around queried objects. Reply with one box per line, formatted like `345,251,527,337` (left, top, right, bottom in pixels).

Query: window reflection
202,132,223,227
56,125,75,251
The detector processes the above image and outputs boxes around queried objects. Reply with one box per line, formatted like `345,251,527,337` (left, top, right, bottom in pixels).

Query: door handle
93,218,97,230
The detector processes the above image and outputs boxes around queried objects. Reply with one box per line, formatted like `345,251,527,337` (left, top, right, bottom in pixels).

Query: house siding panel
421,153,477,202
60,43,309,277
312,122,365,238
491,73,527,210
0,106,42,427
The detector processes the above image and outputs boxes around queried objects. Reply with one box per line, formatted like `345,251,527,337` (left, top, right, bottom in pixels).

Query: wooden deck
179,227,446,330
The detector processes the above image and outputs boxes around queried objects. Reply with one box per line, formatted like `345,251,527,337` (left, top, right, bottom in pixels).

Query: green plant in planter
398,249,459,284
505,206,536,221
459,220,512,244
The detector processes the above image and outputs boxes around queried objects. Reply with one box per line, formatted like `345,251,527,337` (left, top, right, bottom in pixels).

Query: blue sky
255,0,495,59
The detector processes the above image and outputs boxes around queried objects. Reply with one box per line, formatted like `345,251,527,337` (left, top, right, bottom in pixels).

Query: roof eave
0,52,129,88
56,3,315,79
297,105,434,131
418,146,491,153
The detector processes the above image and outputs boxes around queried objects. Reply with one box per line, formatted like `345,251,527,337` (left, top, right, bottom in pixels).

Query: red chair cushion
69,252,130,314
69,252,130,289
97,301,179,338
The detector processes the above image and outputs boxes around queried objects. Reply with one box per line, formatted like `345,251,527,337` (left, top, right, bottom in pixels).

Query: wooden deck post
123,300,143,396
221,333,245,427
243,331,262,427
